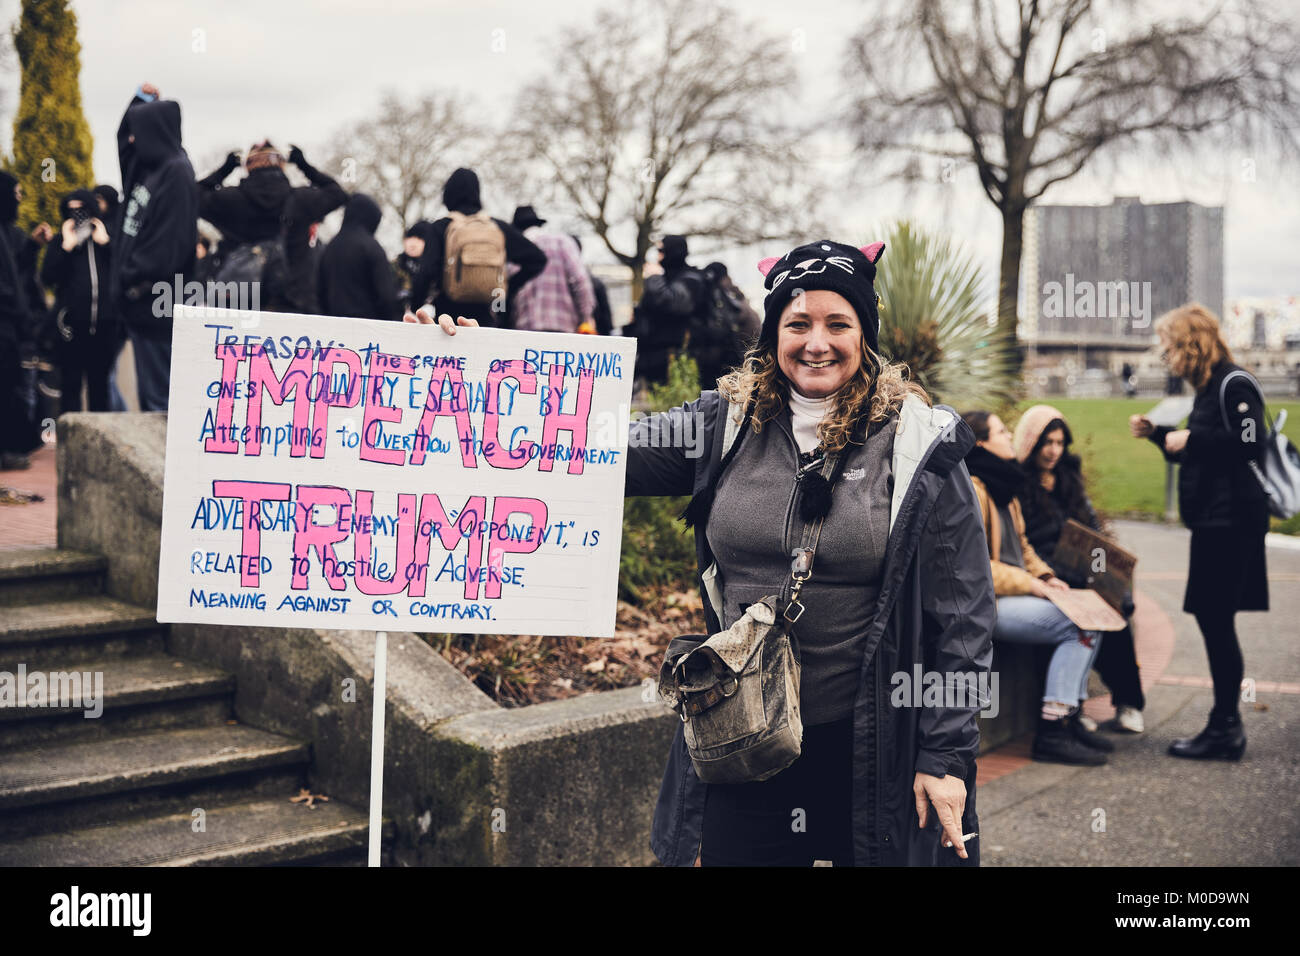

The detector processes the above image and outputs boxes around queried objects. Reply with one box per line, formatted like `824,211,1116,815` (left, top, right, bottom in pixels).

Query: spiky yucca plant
873,220,1020,411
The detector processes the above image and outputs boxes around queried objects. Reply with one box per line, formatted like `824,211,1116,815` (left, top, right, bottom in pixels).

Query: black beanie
758,239,885,354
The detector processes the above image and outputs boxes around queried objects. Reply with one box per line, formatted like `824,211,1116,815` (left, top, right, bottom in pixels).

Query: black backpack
688,272,752,383
208,235,290,310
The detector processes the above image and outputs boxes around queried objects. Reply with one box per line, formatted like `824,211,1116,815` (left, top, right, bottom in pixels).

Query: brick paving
0,442,57,552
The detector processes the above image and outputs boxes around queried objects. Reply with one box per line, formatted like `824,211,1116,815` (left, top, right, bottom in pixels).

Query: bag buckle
784,599,805,623
790,547,813,578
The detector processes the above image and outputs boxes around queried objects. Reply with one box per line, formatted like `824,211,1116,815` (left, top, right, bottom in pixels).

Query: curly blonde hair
717,337,930,455
1154,303,1234,391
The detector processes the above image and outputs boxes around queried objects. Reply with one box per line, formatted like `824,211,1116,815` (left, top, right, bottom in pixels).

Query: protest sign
157,306,636,637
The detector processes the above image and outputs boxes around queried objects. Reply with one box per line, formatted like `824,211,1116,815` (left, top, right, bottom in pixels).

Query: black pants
0,339,39,455
701,716,854,866
1094,623,1145,710
58,334,115,413
1193,609,1244,723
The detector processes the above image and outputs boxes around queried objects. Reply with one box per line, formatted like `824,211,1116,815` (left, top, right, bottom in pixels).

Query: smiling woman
621,238,998,867
410,240,998,867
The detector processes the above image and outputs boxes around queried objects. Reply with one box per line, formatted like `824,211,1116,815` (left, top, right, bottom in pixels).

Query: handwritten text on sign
158,306,636,636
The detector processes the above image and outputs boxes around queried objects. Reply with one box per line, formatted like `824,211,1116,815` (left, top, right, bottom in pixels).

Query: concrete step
0,549,106,606
0,655,234,748
0,796,375,866
0,724,310,840
0,596,165,668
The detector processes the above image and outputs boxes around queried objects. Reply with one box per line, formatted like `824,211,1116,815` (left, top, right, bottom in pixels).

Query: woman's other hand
1163,429,1189,454
90,219,109,246
403,305,478,335
1045,576,1070,591
914,772,968,860
1129,414,1154,439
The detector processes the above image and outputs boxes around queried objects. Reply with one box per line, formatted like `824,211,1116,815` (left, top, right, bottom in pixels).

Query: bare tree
507,0,821,296
324,90,486,233
845,0,1300,349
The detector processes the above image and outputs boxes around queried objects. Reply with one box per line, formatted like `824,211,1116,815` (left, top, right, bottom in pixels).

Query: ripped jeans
993,595,1102,706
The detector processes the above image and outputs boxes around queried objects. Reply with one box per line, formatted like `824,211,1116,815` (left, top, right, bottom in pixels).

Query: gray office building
1022,197,1224,351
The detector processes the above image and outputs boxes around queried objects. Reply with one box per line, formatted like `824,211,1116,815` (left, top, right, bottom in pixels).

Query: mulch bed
424,586,705,706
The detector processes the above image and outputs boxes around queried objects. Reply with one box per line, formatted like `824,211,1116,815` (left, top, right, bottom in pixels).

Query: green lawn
1013,397,1300,534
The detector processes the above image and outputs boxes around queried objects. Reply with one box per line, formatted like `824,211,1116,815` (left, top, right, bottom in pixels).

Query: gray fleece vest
706,409,894,725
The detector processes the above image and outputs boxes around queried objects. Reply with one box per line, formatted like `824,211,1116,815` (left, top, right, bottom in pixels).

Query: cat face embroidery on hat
769,251,856,291
758,241,884,286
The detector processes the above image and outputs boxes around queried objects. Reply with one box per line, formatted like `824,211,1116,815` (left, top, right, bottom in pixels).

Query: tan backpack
443,211,507,304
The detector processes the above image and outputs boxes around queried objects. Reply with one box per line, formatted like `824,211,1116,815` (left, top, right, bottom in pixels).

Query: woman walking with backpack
1129,304,1269,760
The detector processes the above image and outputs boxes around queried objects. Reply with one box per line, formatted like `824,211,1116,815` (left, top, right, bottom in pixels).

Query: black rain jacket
626,389,996,866
1149,360,1270,532
317,194,399,322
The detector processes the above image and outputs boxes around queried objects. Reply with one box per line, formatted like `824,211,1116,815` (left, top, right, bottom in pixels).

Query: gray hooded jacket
625,388,996,866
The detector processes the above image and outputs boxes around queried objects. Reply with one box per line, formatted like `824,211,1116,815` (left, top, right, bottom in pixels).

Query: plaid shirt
510,229,595,332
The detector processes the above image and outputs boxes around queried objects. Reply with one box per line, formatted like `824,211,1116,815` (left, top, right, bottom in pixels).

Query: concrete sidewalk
979,519,1300,866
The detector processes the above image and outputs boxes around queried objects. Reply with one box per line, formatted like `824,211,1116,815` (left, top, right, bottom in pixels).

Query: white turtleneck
787,389,834,455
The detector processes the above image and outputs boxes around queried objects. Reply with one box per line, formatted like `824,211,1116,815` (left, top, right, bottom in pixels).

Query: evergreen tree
9,0,94,230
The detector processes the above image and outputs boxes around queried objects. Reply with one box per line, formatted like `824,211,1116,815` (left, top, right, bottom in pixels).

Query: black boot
1068,711,1114,752
1032,716,1108,766
1168,713,1246,760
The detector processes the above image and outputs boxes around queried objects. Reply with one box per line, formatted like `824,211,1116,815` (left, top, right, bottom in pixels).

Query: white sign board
157,306,636,636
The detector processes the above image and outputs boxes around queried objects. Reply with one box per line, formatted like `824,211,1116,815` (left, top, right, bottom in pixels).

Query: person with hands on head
409,239,993,866
1129,304,1268,761
962,409,1113,766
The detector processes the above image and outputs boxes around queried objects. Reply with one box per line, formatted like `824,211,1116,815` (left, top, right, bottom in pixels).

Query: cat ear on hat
861,242,885,264
757,256,781,277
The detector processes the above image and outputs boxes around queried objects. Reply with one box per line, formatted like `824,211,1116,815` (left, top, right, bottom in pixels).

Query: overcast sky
0,0,1295,304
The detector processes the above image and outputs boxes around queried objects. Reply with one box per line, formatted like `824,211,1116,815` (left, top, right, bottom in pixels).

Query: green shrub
619,352,701,603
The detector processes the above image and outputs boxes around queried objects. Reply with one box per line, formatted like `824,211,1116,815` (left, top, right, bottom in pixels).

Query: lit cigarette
943,833,978,847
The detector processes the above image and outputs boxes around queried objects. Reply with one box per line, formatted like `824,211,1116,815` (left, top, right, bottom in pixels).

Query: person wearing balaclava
630,234,711,386
41,189,118,413
111,84,199,412
406,167,547,329
317,194,399,323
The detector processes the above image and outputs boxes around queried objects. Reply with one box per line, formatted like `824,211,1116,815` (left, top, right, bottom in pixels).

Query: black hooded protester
197,142,347,311
631,235,712,385
407,168,546,328
0,171,45,468
0,172,46,337
111,86,199,412
40,189,118,413
94,184,121,225
0,176,39,468
317,194,400,323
